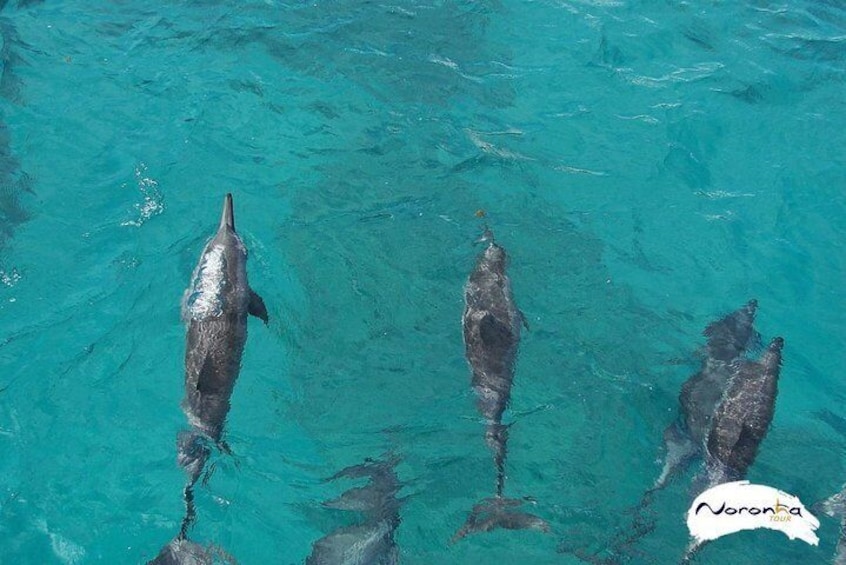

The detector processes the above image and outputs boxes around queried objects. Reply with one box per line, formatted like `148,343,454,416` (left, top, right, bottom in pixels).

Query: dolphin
654,300,759,490
150,193,267,562
682,337,783,561
700,336,783,490
817,485,846,565
570,302,759,564
181,193,268,450
306,456,403,565
454,228,549,542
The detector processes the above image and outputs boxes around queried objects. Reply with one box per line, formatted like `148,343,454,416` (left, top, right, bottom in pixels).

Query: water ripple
120,163,163,227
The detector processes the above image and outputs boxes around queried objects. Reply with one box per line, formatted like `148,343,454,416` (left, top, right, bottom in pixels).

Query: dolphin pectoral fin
248,289,268,325
451,497,549,543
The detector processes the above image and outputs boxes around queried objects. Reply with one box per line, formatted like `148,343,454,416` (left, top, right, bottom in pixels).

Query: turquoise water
0,0,843,563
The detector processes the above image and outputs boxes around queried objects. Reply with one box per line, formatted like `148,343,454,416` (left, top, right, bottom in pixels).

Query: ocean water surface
0,1,843,563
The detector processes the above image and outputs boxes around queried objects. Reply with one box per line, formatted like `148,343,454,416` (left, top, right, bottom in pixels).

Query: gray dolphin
181,193,268,450
700,336,783,490
150,194,267,563
654,300,758,490
179,192,267,521
683,337,783,561
454,228,548,542
306,457,403,565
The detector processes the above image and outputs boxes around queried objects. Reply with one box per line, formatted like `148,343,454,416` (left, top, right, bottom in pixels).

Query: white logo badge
687,481,820,545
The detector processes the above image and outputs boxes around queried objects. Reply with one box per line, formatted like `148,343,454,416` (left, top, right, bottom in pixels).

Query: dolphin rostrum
149,193,267,563
454,228,548,542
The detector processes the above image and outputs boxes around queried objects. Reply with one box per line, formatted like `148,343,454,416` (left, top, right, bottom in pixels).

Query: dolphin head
703,299,759,362
482,243,507,271
760,336,784,373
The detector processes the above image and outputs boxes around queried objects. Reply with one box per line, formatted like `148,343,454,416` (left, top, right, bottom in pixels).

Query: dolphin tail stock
324,451,402,483
451,496,550,543
175,429,212,540
590,490,658,565
146,432,237,564
483,421,512,498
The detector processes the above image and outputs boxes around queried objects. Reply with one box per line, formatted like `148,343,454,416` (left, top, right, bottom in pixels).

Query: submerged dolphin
454,228,548,542
817,485,846,565
148,538,236,565
150,194,267,563
814,413,846,564
306,456,403,565
655,300,758,490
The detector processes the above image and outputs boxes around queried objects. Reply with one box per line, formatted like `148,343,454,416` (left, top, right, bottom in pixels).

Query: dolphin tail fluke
451,497,549,543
